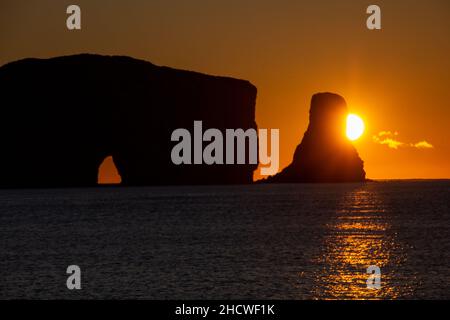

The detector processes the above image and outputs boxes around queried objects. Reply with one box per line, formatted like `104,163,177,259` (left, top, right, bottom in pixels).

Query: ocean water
0,181,449,299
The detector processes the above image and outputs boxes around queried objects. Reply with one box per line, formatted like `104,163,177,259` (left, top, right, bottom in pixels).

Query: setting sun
346,114,365,141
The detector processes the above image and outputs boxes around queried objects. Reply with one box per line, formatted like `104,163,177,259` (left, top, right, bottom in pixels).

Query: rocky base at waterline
264,92,366,183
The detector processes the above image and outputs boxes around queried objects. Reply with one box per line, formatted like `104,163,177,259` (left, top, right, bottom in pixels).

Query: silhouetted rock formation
265,93,366,183
0,54,257,187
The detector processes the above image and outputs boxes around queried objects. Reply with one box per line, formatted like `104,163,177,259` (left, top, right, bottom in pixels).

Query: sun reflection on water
311,186,412,299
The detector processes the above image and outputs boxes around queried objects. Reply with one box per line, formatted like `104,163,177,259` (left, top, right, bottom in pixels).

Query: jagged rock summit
265,92,366,183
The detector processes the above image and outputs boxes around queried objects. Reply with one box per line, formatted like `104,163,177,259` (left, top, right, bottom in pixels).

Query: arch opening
97,155,122,185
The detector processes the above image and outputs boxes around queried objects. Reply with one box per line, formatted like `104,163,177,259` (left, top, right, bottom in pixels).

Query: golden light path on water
311,184,415,299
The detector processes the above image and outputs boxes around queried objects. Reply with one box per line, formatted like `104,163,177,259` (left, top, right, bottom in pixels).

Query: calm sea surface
0,181,449,299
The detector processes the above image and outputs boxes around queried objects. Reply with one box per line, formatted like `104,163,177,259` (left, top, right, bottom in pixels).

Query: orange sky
1,0,449,181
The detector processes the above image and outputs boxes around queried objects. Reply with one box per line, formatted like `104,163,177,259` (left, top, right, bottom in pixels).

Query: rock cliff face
265,93,366,183
0,54,257,187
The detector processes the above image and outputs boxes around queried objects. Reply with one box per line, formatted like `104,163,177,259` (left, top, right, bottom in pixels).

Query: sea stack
265,93,366,183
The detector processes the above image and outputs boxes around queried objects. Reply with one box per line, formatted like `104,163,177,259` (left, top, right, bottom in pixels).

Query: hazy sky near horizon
1,0,449,179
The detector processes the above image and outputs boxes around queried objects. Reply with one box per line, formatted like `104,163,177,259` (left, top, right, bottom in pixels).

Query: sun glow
346,114,365,141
